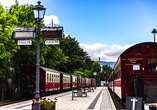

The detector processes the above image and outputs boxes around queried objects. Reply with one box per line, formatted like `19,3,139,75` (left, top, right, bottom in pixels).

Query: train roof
71,75,78,77
120,42,157,57
113,42,157,69
60,71,71,76
40,66,71,76
40,66,61,73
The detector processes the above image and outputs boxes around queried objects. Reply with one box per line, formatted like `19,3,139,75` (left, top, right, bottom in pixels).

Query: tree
100,64,113,81
73,71,84,76
91,62,101,84
0,3,19,82
8,1,68,85
60,35,88,73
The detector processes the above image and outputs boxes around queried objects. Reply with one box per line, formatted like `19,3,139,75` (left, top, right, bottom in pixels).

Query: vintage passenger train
20,65,96,97
108,42,157,103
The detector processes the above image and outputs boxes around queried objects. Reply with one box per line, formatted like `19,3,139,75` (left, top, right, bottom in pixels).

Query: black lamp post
32,1,46,110
82,56,86,92
152,28,157,83
152,28,157,42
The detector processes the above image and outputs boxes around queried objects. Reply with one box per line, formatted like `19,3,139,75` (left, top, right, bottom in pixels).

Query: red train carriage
85,78,91,87
81,77,86,88
107,71,114,92
71,75,78,89
78,75,81,89
91,78,96,87
60,72,71,91
20,65,61,97
108,42,157,103
41,66,60,93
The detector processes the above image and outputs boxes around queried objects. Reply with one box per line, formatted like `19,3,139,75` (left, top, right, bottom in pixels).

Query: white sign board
18,40,32,45
133,65,140,70
45,40,60,45
94,72,97,76
14,27,35,39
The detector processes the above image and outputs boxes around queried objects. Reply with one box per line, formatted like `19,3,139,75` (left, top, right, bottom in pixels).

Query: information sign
45,40,60,45
18,40,32,45
14,27,35,39
94,72,97,76
133,65,140,70
41,27,63,39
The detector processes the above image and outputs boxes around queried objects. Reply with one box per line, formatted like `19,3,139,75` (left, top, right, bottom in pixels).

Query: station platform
0,87,116,110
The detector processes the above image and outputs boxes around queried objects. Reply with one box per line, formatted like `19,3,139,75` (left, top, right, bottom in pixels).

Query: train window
29,72,34,79
147,58,156,72
58,75,59,82
52,74,53,82
47,73,49,82
54,75,56,82
50,74,51,82
57,75,58,82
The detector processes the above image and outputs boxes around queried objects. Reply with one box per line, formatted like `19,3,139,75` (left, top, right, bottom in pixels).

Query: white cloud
79,43,132,62
43,15,59,26
64,34,70,38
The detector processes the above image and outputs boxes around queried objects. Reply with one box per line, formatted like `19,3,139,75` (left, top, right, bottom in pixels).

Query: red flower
40,97,42,100
32,99,36,103
54,98,57,100
48,98,50,100
43,97,46,100
55,101,57,102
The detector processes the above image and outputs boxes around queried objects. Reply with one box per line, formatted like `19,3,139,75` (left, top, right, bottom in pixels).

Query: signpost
45,40,60,45
14,27,35,39
41,27,63,39
18,40,32,45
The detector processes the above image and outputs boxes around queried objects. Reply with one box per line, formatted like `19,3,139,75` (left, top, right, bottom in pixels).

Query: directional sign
14,27,35,39
18,40,32,45
45,40,60,45
41,27,63,39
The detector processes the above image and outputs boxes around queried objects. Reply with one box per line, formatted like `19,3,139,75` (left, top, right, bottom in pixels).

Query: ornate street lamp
82,56,86,92
32,1,46,110
33,1,46,20
152,28,157,42
152,28,157,82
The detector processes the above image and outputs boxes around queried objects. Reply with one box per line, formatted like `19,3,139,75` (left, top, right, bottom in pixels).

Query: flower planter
32,103,56,110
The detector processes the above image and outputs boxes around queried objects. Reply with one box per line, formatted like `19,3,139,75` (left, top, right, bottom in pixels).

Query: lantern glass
39,10,45,19
33,9,45,20
33,9,38,19
33,1,46,20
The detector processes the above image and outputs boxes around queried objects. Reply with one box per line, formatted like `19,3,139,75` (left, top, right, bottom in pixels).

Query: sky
1,0,157,62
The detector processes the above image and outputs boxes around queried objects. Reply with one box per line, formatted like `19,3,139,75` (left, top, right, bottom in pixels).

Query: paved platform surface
0,87,116,110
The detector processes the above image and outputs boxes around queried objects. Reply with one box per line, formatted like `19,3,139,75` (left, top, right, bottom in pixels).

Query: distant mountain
99,61,116,68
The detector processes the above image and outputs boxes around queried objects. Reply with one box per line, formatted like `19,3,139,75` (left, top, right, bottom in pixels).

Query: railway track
108,87,125,110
